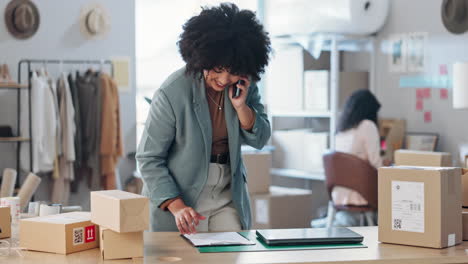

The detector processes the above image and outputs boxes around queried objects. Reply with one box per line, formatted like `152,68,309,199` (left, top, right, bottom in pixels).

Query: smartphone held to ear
233,80,245,98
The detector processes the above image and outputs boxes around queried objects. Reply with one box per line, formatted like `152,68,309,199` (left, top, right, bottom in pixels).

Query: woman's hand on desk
168,198,206,234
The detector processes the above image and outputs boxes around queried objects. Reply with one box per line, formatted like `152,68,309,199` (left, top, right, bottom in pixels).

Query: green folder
196,231,366,253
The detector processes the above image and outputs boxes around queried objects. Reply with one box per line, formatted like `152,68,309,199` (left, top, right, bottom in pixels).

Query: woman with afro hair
136,3,271,233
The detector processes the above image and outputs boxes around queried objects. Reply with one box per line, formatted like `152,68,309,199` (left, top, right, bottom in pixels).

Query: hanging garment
20,72,57,173
47,76,61,180
76,71,102,190
99,74,123,189
68,73,83,193
51,74,76,205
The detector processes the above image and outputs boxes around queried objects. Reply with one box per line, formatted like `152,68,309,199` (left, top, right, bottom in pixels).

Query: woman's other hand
168,198,206,234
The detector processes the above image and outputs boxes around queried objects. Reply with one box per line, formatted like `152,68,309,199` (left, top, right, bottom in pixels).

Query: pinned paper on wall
416,100,424,111
111,56,131,93
388,34,407,72
440,88,448,100
416,88,424,99
422,88,431,99
424,111,432,123
439,64,448,75
407,32,428,72
399,75,452,89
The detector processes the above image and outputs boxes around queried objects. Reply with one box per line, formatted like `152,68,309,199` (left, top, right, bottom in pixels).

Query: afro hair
178,3,271,82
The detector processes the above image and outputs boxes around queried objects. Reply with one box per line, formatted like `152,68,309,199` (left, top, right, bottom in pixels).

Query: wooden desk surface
4,227,468,264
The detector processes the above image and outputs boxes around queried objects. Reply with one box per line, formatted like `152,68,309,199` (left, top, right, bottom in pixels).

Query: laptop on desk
256,227,364,246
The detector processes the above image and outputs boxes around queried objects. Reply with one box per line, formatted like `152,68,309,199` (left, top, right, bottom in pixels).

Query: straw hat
4,0,40,39
80,3,111,39
442,0,468,34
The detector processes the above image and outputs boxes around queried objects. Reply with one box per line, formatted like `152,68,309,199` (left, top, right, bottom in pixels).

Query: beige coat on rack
100,73,123,190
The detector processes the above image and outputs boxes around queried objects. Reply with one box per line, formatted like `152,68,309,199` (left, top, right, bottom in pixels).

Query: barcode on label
393,219,402,229
410,203,421,211
73,227,84,245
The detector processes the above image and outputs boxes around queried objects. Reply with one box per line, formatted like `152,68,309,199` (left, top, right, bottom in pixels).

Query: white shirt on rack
21,71,57,173
332,119,382,206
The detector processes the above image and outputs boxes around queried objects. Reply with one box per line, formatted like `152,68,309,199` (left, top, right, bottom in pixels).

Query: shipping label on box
391,181,424,233
20,212,98,254
91,190,149,233
0,206,11,239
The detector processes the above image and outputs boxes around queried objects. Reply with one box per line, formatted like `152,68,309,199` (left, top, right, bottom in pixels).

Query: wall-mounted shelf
271,168,325,181
0,137,30,142
0,82,28,89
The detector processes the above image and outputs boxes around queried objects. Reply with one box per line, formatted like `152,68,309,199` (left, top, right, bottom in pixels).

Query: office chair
323,151,378,227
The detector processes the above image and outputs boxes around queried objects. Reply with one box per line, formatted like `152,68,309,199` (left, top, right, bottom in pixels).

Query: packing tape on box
0,168,17,198
60,205,82,213
17,173,41,211
0,197,20,224
39,204,61,216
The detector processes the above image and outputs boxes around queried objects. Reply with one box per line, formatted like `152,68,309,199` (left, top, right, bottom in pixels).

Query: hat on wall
442,0,468,34
4,0,40,39
80,3,111,39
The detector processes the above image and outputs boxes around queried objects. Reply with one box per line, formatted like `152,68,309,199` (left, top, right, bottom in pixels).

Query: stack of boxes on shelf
18,190,148,259
378,150,468,249
91,190,148,260
242,150,314,229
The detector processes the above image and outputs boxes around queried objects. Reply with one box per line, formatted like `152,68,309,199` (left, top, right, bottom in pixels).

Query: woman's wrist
167,198,186,214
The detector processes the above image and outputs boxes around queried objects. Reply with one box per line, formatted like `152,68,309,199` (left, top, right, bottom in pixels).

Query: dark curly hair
337,90,381,133
178,3,271,82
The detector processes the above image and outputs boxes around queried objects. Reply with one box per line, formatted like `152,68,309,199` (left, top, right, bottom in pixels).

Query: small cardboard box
462,209,468,241
378,166,462,248
19,212,98,254
100,227,143,260
250,186,313,229
0,206,11,239
242,151,271,194
91,190,149,233
394,150,452,167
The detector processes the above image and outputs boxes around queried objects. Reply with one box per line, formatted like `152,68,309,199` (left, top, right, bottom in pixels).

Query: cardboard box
304,70,329,111
272,129,328,172
394,150,452,167
378,166,462,248
463,209,468,241
242,151,271,194
19,212,98,254
100,227,143,260
91,190,149,233
0,206,11,239
462,169,468,207
250,186,313,229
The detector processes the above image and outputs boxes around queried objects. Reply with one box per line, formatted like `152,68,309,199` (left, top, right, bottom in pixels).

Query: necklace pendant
218,107,222,110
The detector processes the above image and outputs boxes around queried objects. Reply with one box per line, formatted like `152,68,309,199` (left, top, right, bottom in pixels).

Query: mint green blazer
136,67,271,231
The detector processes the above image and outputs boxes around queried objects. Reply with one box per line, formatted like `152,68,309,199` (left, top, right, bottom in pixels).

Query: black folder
256,227,363,246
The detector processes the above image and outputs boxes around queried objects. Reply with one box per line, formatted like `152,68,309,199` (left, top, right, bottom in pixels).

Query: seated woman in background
332,89,383,226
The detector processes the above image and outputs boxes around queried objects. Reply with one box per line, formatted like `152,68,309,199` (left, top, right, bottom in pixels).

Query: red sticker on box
84,225,96,243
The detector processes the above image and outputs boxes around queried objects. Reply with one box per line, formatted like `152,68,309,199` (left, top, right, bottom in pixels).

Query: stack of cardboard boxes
242,151,314,229
19,190,148,259
91,190,148,260
0,206,11,239
378,150,464,248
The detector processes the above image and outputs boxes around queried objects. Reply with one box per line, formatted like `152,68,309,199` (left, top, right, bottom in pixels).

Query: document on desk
182,232,255,247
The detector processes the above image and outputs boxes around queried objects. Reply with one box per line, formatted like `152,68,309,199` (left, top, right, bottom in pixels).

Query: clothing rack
16,59,114,186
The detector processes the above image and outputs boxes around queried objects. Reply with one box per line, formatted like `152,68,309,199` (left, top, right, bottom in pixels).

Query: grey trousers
194,163,242,232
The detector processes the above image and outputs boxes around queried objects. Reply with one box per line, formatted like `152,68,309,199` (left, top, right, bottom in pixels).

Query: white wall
0,0,136,208
372,0,468,165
